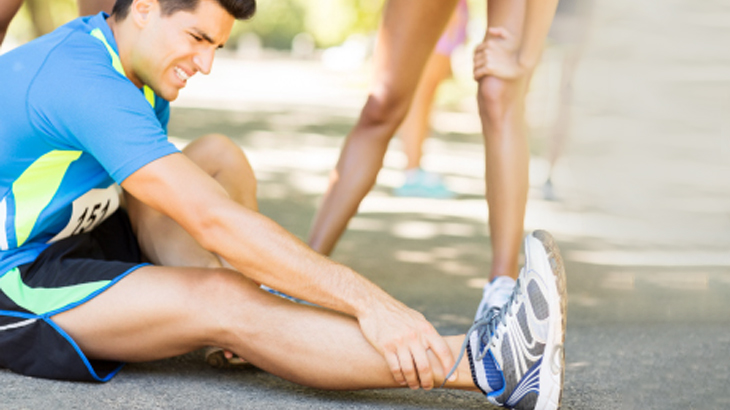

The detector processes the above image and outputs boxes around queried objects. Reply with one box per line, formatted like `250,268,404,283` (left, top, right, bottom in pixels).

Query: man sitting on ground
0,1,567,408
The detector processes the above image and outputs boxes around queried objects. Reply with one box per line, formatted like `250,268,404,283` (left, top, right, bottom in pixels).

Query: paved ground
2,0,730,408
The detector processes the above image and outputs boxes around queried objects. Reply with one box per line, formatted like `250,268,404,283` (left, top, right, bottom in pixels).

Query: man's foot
204,347,249,368
394,168,455,199
475,275,516,321
447,230,567,409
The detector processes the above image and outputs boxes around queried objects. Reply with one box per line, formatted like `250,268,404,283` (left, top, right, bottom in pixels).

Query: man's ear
131,0,157,28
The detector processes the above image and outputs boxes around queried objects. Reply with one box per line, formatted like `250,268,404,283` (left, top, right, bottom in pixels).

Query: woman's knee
477,76,524,125
359,87,412,131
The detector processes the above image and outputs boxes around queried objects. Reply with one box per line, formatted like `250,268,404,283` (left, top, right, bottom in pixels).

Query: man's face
132,0,234,101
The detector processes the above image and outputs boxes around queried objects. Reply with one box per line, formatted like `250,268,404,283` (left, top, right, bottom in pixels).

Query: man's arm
121,153,455,390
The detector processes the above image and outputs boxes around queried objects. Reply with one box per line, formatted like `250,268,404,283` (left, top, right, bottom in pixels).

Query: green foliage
8,0,386,50
234,0,385,50
235,0,306,50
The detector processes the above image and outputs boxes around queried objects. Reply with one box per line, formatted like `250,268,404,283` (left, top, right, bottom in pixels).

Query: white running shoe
475,275,516,321
446,230,567,410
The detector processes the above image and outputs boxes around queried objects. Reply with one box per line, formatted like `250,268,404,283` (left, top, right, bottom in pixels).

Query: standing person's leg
52,265,477,390
399,51,452,172
479,0,530,282
0,0,23,46
307,0,458,256
77,0,115,16
394,50,455,199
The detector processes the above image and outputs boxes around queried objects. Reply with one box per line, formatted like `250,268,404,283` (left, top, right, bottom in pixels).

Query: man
0,0,567,408
307,0,561,322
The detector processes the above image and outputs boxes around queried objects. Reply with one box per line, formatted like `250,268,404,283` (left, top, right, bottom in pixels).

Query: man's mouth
174,66,191,82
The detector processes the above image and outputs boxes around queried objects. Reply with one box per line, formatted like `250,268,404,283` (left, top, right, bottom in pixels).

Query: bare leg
77,0,115,16
53,266,477,391
126,134,257,268
0,0,23,46
399,51,452,171
479,0,531,280
307,0,458,256
545,6,593,194
545,46,579,192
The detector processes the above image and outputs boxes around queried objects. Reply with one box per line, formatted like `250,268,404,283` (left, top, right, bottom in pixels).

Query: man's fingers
385,351,407,386
411,343,434,390
397,347,419,389
427,333,456,383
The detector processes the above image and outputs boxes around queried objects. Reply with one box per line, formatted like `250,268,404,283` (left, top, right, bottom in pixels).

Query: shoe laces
441,276,523,387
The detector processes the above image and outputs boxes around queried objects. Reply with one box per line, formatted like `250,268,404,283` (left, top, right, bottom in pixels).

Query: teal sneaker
394,168,456,199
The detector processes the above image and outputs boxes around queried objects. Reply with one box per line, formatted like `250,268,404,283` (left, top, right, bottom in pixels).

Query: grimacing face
130,0,234,101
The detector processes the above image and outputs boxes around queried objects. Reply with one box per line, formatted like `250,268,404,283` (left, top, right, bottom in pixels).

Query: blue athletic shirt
0,12,180,275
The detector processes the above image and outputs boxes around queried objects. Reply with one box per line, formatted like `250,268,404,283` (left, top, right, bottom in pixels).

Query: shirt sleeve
27,35,179,184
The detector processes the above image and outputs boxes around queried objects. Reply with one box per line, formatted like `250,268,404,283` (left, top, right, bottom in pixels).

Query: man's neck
105,15,144,89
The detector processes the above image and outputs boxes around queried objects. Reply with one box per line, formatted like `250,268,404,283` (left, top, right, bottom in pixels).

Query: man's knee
186,134,256,183
188,133,241,163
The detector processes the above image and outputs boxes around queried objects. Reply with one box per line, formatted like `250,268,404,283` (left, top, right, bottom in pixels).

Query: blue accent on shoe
505,357,543,407
482,349,505,392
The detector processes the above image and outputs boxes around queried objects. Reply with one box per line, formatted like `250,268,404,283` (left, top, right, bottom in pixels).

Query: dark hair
112,0,255,21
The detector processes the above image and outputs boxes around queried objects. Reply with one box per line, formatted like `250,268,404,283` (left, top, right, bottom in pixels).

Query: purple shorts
435,0,468,56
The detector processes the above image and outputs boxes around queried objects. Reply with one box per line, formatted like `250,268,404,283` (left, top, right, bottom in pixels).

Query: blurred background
4,0,727,277
2,1,730,408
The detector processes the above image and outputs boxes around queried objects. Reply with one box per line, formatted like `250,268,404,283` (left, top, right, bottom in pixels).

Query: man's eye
190,34,202,41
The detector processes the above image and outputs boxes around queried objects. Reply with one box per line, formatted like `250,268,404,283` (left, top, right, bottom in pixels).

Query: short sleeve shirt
0,12,180,274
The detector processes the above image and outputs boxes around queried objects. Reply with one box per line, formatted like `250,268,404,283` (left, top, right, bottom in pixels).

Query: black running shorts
0,210,146,381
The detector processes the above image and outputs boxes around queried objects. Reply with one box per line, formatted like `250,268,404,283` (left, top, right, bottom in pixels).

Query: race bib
48,184,121,243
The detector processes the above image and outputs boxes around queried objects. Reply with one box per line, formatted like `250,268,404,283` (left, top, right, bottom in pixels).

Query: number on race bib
48,184,121,243
71,199,112,235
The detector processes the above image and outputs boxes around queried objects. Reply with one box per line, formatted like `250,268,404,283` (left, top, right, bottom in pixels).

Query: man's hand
357,299,455,390
473,27,526,81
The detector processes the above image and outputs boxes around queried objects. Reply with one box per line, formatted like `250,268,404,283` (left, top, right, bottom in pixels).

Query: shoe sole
527,230,567,410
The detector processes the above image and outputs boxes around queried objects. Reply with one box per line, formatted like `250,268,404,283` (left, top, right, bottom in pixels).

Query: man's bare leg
307,0,458,255
126,134,257,268
52,265,477,391
124,134,257,363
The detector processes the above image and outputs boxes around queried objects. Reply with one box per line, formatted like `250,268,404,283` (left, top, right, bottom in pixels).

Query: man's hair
112,0,256,21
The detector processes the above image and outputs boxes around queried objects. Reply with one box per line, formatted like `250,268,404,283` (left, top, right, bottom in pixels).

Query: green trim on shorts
0,267,110,315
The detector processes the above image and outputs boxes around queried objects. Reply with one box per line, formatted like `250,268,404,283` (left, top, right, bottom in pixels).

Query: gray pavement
2,0,730,408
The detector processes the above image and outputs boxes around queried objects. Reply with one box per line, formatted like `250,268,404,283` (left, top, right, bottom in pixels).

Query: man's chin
157,87,179,102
